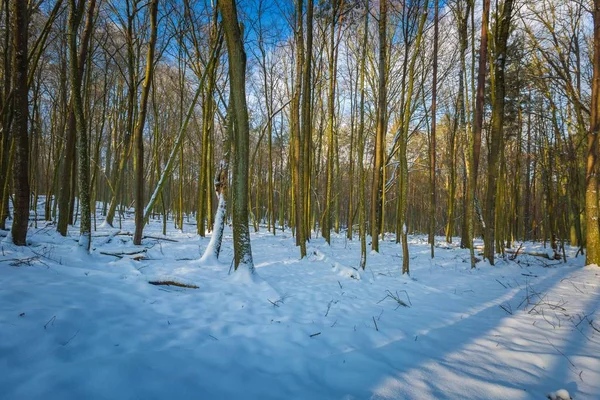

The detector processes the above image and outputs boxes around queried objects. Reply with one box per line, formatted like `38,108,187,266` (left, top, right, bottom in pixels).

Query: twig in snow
325,299,338,317
377,290,411,308
495,279,508,289
44,315,56,329
208,335,219,341
499,303,513,315
268,299,280,307
545,336,576,368
268,295,289,307
30,246,59,266
1,256,39,267
310,332,321,338
588,318,600,333
62,330,79,346
372,316,379,331
560,278,584,294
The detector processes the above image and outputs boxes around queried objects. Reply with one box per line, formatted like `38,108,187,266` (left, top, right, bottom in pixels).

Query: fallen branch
0,256,39,267
508,243,523,260
148,280,199,289
505,249,555,260
104,232,179,243
100,249,148,259
143,235,178,242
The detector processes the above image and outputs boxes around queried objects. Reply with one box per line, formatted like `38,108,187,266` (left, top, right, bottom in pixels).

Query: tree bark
10,0,29,245
219,0,254,271
429,0,439,257
467,0,490,268
586,0,600,265
292,0,306,257
371,0,387,253
358,0,369,269
133,0,159,245
483,0,514,264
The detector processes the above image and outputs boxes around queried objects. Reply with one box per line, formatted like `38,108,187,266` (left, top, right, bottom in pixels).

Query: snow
547,389,572,400
1,211,600,399
200,193,226,263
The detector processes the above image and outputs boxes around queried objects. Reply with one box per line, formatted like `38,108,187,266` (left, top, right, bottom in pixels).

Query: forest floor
1,212,600,399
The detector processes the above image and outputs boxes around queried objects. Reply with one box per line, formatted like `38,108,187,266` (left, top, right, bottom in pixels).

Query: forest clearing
2,0,600,398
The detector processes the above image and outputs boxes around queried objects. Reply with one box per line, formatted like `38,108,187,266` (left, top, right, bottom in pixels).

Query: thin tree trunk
292,0,306,257
399,9,427,274
429,0,439,258
371,0,386,253
302,0,313,242
133,0,158,245
358,0,369,269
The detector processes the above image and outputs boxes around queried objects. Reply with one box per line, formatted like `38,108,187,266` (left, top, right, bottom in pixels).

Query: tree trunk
10,0,29,245
371,0,386,253
467,0,490,268
429,0,439,257
292,0,306,257
133,0,158,245
483,0,514,265
586,0,600,265
219,0,254,272
358,0,369,269
302,0,313,242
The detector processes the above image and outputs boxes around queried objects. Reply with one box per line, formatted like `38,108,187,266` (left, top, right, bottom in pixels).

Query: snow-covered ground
1,213,599,399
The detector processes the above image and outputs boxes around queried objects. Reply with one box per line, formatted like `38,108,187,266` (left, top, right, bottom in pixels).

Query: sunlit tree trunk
133,0,158,245
429,0,439,258
483,0,514,264
292,0,306,257
219,0,254,271
358,0,369,269
370,0,386,253
586,0,600,265
467,0,490,268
